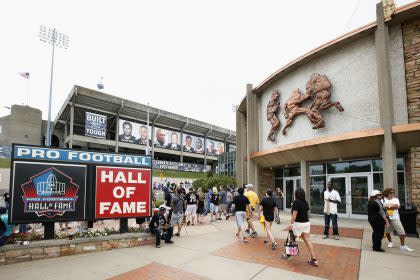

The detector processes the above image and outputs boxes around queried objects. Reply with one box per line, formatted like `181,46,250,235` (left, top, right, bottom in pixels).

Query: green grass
0,158,10,168
152,169,207,180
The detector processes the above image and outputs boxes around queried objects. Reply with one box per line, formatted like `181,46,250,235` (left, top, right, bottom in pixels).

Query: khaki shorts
385,219,406,236
219,204,227,213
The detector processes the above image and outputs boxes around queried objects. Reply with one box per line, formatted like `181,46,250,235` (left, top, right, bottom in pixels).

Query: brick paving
108,262,208,280
213,237,361,280
282,225,364,239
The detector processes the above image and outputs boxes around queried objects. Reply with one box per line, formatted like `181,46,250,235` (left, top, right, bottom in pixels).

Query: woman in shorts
258,189,278,250
283,188,318,266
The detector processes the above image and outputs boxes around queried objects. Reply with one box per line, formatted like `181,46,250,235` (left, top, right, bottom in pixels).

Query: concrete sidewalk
1,213,419,279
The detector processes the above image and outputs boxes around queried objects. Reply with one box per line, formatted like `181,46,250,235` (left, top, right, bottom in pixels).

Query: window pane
274,168,283,178
284,166,300,177
398,172,406,204
327,160,371,174
285,179,294,209
327,162,349,174
372,159,382,172
397,158,404,171
274,179,284,192
310,164,325,175
373,173,383,192
310,176,326,215
348,160,371,173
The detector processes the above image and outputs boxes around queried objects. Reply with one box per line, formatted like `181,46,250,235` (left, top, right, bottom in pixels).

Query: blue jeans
324,214,339,236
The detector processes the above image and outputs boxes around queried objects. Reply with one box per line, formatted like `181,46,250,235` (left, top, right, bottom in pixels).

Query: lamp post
39,25,69,146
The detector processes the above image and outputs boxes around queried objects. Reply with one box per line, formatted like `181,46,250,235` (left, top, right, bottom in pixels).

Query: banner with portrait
118,119,151,146
205,139,225,156
182,134,204,154
153,127,181,151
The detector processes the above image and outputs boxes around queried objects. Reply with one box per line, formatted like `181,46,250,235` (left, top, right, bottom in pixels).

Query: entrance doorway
284,177,301,210
327,173,372,218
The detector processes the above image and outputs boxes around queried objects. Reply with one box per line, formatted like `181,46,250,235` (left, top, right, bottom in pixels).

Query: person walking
367,190,388,252
218,186,230,220
231,187,251,243
196,188,205,223
227,187,234,215
170,188,185,237
273,187,284,224
210,187,220,222
323,181,341,240
258,189,277,250
282,188,318,266
381,188,414,252
185,188,199,226
244,184,259,237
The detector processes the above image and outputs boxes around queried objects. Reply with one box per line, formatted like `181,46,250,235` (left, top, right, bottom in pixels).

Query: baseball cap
159,206,166,212
370,190,381,197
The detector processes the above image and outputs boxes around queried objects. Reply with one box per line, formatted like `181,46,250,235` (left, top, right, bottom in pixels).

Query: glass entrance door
284,177,301,210
349,175,370,218
327,173,372,218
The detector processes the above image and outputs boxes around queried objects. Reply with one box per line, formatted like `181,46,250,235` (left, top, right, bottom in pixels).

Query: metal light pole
39,25,69,146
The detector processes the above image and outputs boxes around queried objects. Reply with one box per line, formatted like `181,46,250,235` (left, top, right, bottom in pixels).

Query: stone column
69,104,74,148
300,160,311,210
246,83,259,192
402,18,420,223
375,2,398,194
236,110,247,187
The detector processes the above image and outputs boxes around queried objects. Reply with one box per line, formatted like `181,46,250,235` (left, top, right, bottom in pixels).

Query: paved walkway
1,213,419,279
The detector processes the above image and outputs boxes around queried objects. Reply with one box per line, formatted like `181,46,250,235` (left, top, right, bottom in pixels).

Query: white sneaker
401,245,414,252
387,242,393,248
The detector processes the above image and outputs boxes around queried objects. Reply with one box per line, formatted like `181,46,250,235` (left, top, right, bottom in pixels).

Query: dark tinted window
274,168,283,178
372,159,382,172
310,164,325,175
284,166,300,177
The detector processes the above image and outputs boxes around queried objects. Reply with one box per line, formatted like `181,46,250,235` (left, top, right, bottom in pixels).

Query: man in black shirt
185,188,199,226
149,207,174,248
259,189,277,250
231,187,251,243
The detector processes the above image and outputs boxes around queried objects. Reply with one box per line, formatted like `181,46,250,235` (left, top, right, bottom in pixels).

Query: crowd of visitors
1,179,415,268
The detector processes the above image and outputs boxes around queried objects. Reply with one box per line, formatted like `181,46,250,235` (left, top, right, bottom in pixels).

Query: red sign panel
95,166,151,218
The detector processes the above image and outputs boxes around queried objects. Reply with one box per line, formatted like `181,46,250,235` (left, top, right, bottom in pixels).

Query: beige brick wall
402,19,420,222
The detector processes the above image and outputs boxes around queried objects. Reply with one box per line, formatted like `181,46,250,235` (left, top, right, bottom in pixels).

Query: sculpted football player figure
266,89,281,142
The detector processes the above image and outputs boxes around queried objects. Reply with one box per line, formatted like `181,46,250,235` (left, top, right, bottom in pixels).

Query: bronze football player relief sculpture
266,89,280,142
266,73,344,140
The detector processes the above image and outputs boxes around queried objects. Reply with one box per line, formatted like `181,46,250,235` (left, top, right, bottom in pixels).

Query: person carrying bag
284,230,299,257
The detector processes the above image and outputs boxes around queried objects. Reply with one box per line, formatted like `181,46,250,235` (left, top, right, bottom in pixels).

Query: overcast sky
0,0,414,130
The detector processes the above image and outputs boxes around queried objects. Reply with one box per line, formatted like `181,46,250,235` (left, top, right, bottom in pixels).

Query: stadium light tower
39,25,69,146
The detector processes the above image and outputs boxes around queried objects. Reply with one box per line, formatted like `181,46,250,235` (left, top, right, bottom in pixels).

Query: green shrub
192,175,237,193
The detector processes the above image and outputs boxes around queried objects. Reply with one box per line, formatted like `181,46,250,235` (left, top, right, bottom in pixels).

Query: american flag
18,72,30,79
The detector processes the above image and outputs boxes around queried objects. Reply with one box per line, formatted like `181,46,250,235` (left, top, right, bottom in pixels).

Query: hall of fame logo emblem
21,168,79,218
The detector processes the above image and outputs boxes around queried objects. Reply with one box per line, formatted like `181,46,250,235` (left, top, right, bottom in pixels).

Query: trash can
399,203,419,238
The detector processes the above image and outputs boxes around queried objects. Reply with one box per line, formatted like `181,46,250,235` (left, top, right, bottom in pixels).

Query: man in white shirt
381,187,414,252
323,181,341,240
